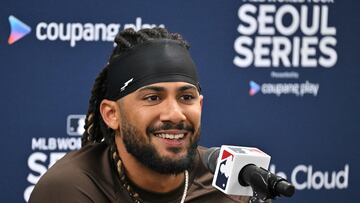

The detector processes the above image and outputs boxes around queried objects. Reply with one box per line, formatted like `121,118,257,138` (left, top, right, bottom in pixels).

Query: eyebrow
137,84,197,93
138,86,165,92
177,85,197,92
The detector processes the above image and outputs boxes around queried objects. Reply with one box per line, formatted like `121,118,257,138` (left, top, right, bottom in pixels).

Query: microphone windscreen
201,147,220,173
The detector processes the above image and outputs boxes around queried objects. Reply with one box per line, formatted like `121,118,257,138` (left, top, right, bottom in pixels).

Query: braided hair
82,27,190,147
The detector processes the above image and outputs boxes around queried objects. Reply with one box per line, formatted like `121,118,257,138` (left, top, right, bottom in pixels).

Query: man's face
117,82,203,174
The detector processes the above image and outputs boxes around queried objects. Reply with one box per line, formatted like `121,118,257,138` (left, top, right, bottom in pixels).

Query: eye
180,94,196,103
181,94,194,100
144,95,161,102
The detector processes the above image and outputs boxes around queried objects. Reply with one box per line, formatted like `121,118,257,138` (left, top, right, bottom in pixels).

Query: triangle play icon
249,80,260,96
8,15,31,44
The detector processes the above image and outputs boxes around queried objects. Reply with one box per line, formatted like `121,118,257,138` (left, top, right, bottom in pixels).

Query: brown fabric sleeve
28,168,96,203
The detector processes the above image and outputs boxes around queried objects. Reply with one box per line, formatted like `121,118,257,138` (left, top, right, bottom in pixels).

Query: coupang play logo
248,80,320,97
6,15,164,47
8,15,31,44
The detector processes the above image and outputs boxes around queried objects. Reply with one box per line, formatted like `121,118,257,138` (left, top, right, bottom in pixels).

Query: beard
120,117,200,175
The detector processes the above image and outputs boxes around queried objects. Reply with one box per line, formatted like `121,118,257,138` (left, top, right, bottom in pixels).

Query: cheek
186,107,202,126
128,108,159,131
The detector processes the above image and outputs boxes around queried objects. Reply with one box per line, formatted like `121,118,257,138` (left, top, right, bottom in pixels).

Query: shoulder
186,146,250,203
29,142,116,203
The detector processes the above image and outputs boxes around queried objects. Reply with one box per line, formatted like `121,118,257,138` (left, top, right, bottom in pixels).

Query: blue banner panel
1,0,359,202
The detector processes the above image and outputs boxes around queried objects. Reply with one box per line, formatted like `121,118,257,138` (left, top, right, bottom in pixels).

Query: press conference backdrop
1,0,359,202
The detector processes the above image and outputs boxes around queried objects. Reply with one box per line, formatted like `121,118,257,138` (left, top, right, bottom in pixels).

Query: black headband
105,39,200,101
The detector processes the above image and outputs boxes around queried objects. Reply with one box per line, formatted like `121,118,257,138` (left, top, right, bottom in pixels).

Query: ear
199,95,204,109
99,99,120,130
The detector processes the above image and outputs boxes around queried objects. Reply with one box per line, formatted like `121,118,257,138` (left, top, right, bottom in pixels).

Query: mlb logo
67,115,86,136
215,150,234,190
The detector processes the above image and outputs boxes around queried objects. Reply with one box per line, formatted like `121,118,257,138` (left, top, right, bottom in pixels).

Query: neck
115,137,185,193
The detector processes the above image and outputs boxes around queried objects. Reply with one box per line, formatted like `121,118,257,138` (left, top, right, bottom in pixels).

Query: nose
159,98,186,124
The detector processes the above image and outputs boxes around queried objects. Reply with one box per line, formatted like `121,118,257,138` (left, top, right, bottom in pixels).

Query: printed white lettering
234,4,337,68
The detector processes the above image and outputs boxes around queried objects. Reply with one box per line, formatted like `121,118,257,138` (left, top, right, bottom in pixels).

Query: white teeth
155,133,185,140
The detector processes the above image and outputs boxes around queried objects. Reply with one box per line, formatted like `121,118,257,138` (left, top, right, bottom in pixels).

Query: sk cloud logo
8,15,31,44
249,81,260,96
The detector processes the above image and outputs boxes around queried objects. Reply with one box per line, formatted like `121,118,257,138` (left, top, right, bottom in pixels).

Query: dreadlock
82,27,190,147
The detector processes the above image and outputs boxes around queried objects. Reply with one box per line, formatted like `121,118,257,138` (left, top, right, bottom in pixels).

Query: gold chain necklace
110,145,189,203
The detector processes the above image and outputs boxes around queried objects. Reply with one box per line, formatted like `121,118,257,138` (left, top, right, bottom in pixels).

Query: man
29,28,250,203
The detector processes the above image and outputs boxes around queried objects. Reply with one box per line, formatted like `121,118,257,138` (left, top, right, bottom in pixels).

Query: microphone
202,146,295,200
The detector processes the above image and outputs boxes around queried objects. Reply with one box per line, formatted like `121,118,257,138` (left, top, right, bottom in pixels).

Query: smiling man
29,28,249,203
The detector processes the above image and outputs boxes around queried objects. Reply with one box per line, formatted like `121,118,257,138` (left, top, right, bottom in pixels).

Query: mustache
147,122,194,134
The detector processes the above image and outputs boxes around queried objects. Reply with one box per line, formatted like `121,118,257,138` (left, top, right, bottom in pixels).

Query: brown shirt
29,142,250,203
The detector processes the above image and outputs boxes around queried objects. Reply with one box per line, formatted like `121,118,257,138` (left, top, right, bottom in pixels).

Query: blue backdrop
1,0,359,202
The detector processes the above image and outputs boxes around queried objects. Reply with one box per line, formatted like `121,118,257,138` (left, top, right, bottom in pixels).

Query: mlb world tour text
234,4,337,68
